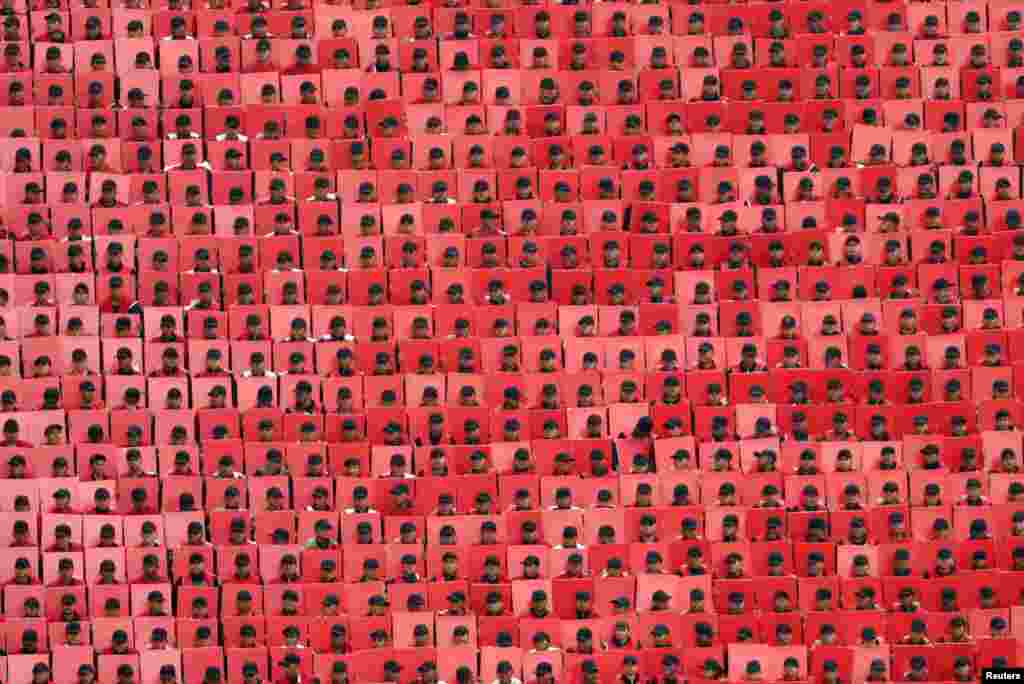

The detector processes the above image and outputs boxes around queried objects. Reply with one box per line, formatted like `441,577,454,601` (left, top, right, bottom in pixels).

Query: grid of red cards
0,1,1021,684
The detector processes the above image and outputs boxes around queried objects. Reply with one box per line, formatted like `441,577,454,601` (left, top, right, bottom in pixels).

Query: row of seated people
0,612,691,669
8,142,1024,185
3,0,1022,37
0,637,1000,684
20,275,1024,326
6,161,1024,208
8,267,1024,310
10,498,1024,564
5,111,1022,160
6,422,1024,475
20,288,1024,334
2,87,1015,130
17,152,1024,188
14,538,1024,591
18,350,1024,408
4,101,1024,146
4,39,1020,82
11,302,1024,358
6,62,1024,108
8,427,1024,492
11,242,1024,291
3,131,1024,177
20,328,1024,376
88,267,1024,306
5,266,1024,316
8,175,1024,218
9,78,1024,141
4,2,1024,43
0,641,449,684
15,372,1024,430
8,227,1024,268
10,392,1024,442
7,87,1024,138
16,249,1024,300
9,494,1024,572
2,15,1019,60
0,649,843,684
19,54,1024,105
0,651,1014,684
4,133,1020,175
12,43,1024,108
0,636,676,684
0,0,1014,21
4,211,1021,246
0,636,998,684
5,90,1024,145
20,29,1024,66
12,235,1024,281
11,234,1024,278
0,428,1019,471
15,474,1024,529
5,25,1023,76
24,296,1024,339
104,100,1016,137
16,369,1024,437
1,128,1020,181
0,298,986,339
2,208,1023,247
